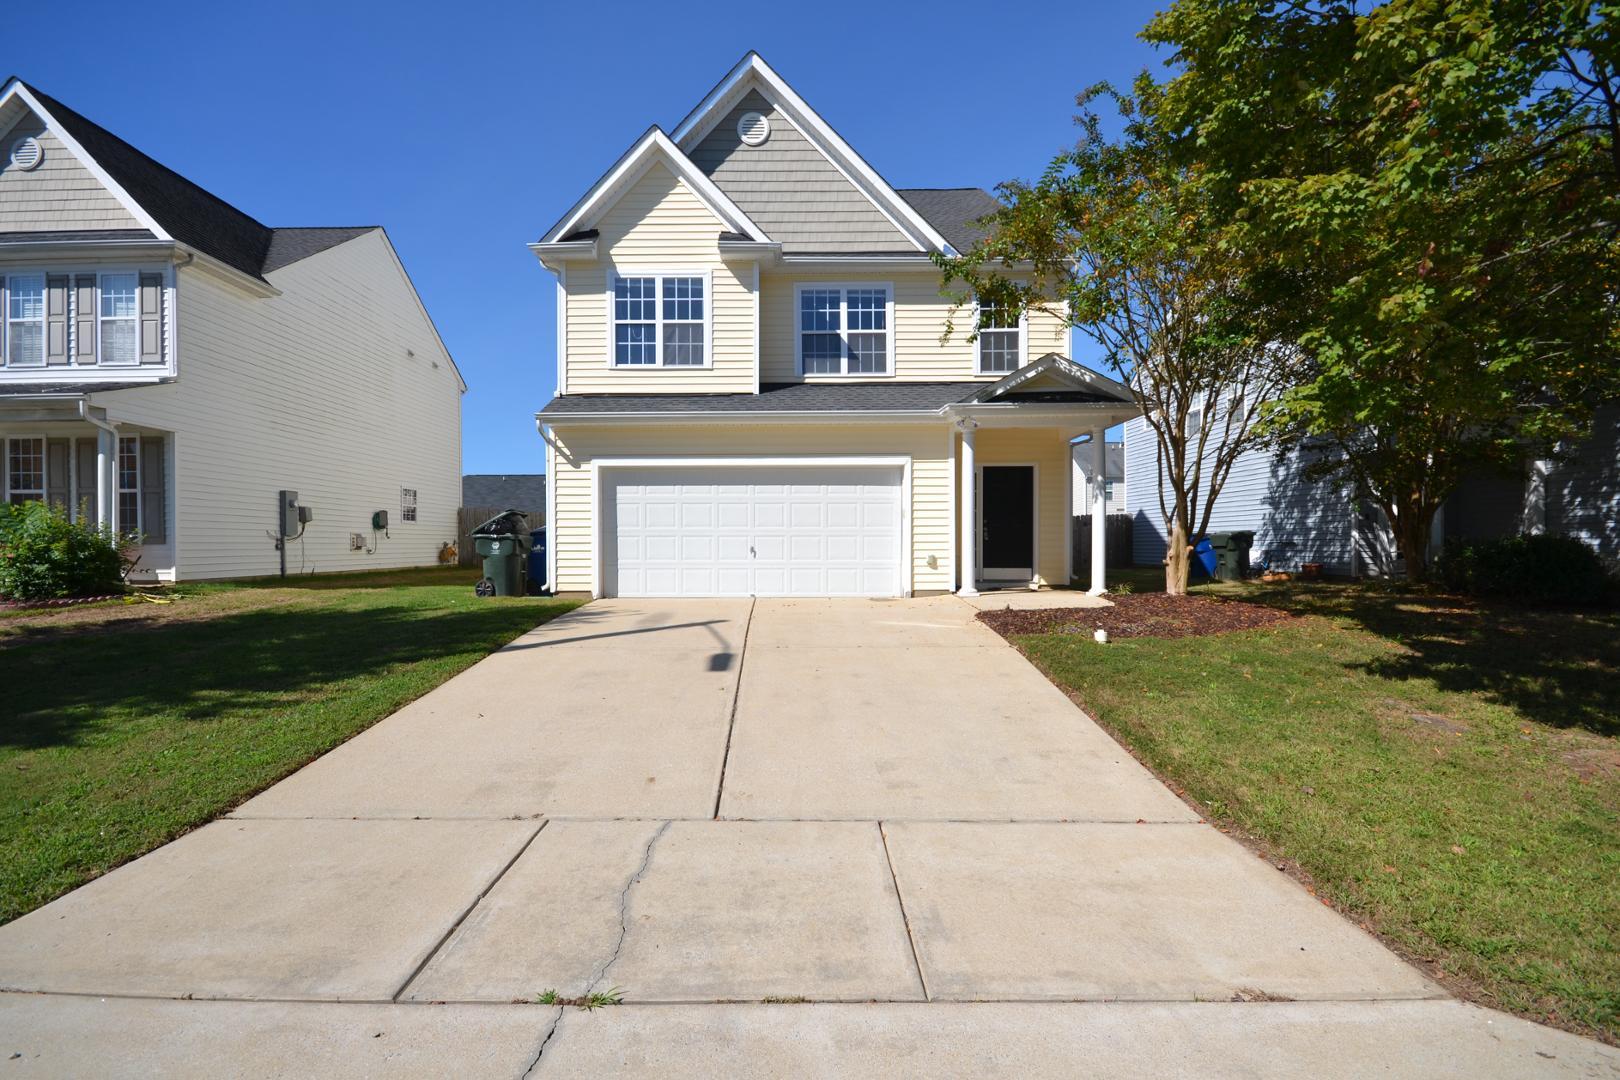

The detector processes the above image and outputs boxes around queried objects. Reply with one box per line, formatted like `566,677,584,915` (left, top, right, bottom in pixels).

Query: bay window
796,283,891,376
611,272,709,367
6,274,45,367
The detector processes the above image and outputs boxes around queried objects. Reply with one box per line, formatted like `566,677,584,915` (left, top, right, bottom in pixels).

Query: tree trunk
1165,517,1191,596
1392,495,1433,583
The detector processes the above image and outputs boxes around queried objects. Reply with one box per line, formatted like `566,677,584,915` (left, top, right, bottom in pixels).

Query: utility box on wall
279,491,300,538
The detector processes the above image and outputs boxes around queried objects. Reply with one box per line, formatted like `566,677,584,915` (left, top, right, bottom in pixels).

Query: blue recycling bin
527,527,548,594
1193,537,1218,579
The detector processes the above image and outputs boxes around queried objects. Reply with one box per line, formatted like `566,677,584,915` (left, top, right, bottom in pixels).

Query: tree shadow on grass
0,597,589,752
1236,582,1620,737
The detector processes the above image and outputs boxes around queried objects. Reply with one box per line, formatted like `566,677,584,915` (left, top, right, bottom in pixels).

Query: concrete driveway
0,598,1614,1078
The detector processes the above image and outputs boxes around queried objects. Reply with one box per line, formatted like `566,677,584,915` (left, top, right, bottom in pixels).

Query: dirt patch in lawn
977,592,1294,640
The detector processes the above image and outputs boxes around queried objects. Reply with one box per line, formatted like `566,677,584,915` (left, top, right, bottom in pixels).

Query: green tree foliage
1144,0,1620,578
937,82,1286,594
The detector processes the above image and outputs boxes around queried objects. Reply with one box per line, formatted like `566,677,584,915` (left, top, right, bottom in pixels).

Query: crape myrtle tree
937,81,1288,595
1143,0,1620,580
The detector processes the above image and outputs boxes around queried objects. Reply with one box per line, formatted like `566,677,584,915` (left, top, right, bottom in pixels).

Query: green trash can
471,510,531,597
1230,530,1255,580
1206,532,1240,582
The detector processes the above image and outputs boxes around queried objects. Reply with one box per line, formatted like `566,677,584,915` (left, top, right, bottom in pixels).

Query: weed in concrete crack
535,987,625,1010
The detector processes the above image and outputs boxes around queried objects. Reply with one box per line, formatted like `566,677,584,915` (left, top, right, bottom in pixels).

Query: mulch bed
977,592,1294,640
0,593,126,612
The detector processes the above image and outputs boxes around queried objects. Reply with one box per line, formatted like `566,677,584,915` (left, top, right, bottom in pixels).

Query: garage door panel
607,465,903,598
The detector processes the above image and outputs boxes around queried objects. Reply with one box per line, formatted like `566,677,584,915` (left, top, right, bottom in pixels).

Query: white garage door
605,465,903,597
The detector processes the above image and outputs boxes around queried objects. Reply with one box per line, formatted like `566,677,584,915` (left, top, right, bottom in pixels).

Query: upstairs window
6,275,45,368
975,298,1023,374
797,284,891,375
611,272,708,367
100,273,139,366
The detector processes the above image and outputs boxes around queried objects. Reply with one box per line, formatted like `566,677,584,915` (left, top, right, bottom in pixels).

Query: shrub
1436,533,1617,606
0,501,128,601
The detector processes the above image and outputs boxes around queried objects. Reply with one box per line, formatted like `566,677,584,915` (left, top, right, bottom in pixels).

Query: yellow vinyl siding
548,422,954,594
970,427,1076,587
562,164,755,394
759,270,1068,383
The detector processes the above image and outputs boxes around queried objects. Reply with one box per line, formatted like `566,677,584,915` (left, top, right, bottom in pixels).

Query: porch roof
0,381,160,400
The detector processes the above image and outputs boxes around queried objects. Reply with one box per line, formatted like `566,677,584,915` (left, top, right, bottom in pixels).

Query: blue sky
13,0,1168,472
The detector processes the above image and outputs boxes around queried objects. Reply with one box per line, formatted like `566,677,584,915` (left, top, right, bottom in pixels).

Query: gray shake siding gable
0,115,140,232
688,89,914,253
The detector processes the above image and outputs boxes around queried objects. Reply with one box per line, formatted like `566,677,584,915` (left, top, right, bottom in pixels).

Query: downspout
78,399,119,528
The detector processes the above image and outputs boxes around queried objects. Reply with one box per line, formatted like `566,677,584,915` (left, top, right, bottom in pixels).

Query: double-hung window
117,435,140,534
6,274,45,368
975,297,1023,374
99,273,139,366
6,437,44,505
611,272,708,367
796,284,891,375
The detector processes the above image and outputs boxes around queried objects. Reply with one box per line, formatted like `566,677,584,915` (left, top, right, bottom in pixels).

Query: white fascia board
670,54,958,257
539,126,771,245
174,244,280,298
539,410,947,426
528,238,599,266
946,402,1144,428
0,239,176,263
0,80,173,243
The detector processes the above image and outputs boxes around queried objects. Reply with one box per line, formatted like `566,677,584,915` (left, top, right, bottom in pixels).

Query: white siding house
0,78,463,581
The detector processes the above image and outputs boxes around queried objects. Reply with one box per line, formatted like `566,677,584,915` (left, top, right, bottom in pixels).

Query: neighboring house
0,79,463,581
1072,439,1124,515
462,473,547,518
1121,403,1620,574
532,53,1139,599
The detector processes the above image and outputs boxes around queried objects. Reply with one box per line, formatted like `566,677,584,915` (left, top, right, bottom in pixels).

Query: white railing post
957,421,979,597
1089,427,1107,595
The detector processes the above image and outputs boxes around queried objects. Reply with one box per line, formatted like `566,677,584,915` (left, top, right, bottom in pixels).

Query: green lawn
0,567,579,925
1013,582,1620,1041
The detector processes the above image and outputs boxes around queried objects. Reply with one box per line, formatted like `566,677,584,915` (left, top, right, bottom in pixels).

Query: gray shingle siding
688,90,913,253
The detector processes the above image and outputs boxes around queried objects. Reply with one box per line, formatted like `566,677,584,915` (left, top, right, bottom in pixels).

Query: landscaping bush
1436,533,1617,606
0,501,127,601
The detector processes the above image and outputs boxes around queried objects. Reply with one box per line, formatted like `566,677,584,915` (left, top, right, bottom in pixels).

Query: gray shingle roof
462,474,548,509
0,380,164,398
895,188,1002,252
541,382,987,416
0,229,156,245
262,227,379,273
19,82,379,280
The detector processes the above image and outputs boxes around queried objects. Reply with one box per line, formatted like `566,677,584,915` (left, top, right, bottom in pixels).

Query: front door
981,465,1035,581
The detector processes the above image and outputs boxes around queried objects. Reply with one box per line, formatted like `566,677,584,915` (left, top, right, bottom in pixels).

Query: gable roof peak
670,53,957,256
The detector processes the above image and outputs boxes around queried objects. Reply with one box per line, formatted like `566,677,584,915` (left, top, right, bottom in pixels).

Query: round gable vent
8,135,43,171
737,111,770,147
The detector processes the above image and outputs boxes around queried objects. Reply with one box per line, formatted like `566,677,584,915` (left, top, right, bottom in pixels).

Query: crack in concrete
520,1007,564,1079
587,820,672,994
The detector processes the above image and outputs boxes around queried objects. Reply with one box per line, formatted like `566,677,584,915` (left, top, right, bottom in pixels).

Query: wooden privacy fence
1072,514,1136,574
457,506,545,567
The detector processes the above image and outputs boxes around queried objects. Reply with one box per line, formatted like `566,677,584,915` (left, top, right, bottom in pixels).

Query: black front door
981,465,1035,578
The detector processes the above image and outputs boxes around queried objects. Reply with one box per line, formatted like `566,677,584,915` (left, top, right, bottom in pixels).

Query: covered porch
1,386,173,581
947,355,1140,598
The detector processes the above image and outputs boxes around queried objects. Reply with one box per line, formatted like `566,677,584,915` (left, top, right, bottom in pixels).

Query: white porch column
96,427,116,528
957,421,979,597
1088,427,1107,595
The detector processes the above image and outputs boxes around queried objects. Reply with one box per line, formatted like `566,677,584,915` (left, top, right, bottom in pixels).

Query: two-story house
0,78,463,581
533,54,1140,599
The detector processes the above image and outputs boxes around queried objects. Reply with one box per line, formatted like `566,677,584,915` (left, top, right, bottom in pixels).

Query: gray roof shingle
19,82,378,280
462,474,548,509
895,188,1003,252
539,381,1118,417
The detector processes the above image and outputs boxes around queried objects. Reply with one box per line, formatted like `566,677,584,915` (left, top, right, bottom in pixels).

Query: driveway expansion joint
392,820,549,1003
587,820,673,995
711,597,756,819
878,821,931,1002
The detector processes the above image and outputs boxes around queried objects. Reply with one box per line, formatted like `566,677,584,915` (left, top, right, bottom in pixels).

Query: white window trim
794,282,895,379
98,271,141,368
4,273,47,369
5,435,46,503
604,269,715,370
973,297,1028,376
117,434,141,536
